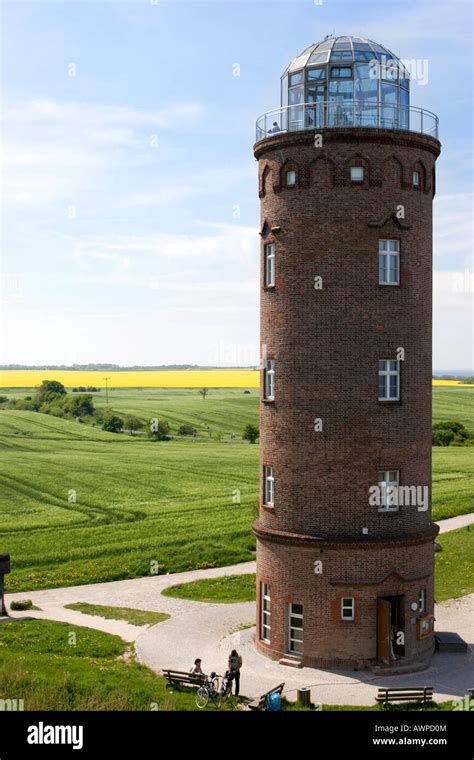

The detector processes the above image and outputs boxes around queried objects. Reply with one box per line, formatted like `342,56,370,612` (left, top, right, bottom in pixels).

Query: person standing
228,649,242,696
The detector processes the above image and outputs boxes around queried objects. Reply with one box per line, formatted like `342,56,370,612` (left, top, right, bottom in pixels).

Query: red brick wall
253,128,440,668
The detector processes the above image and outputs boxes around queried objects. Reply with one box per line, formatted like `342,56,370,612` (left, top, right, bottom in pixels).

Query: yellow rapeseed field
0,371,471,390
432,380,474,387
0,369,260,389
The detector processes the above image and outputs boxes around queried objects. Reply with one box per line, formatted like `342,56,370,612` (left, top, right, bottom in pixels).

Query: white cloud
433,270,473,369
1,97,203,206
4,99,202,128
433,192,473,265
70,223,258,263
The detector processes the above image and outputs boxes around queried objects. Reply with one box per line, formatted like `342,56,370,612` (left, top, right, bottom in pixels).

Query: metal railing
256,101,439,141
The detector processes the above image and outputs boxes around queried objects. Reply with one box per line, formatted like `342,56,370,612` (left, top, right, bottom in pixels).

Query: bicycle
216,670,235,709
195,672,220,709
195,671,235,710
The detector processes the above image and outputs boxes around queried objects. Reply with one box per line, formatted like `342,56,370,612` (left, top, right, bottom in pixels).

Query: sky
1,0,473,369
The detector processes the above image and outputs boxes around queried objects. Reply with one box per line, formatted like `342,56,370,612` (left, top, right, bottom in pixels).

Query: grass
432,386,474,432
0,618,206,710
434,527,474,601
64,603,170,627
432,447,474,519
162,574,256,603
9,599,41,611
0,387,472,593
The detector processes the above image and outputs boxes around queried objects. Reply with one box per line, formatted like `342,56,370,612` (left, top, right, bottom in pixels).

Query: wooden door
377,598,391,664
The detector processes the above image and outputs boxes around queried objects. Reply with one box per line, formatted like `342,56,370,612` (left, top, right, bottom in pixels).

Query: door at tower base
377,598,391,664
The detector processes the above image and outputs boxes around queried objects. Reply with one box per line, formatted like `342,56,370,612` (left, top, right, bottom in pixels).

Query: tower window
419,588,426,613
260,583,271,642
288,603,303,655
379,239,400,285
350,166,364,181
289,71,303,86
264,359,275,400
378,470,400,511
264,466,274,506
264,243,276,287
307,66,326,81
378,360,400,401
413,170,420,187
341,597,355,621
286,170,296,186
331,66,352,78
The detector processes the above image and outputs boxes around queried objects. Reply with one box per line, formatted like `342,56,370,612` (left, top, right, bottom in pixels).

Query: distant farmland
0,369,260,389
0,370,472,389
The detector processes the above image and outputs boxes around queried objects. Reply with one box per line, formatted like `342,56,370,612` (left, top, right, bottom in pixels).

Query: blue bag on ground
266,691,281,711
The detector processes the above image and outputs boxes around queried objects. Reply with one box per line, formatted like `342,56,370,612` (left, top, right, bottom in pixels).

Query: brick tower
253,35,441,669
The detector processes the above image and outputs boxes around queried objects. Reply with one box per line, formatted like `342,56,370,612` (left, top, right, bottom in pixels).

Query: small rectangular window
260,583,271,642
264,466,274,506
378,359,400,401
288,603,303,654
351,166,364,181
289,71,303,86
378,470,400,511
413,171,420,187
307,67,326,81
331,66,352,78
286,170,296,186
378,239,400,285
330,51,353,62
264,243,275,287
341,597,354,620
419,588,426,613
264,359,275,400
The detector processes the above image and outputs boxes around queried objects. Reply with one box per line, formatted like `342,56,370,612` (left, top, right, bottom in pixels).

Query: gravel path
4,516,473,706
436,512,474,533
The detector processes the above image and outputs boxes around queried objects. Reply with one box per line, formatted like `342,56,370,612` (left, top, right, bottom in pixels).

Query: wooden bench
248,682,285,711
376,686,434,707
162,669,205,690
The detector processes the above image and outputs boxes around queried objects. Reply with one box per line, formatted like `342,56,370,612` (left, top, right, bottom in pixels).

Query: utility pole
103,377,110,405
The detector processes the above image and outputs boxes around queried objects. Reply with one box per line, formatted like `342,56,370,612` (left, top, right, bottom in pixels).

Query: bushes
432,421,471,446
123,415,144,435
148,419,171,441
178,424,197,436
72,386,100,392
101,411,124,433
41,394,95,419
6,398,38,411
243,423,259,444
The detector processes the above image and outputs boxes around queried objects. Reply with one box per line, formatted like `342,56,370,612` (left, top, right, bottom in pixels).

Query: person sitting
191,658,204,675
268,121,281,134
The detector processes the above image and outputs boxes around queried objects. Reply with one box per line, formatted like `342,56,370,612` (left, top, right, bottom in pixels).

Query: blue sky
1,0,472,369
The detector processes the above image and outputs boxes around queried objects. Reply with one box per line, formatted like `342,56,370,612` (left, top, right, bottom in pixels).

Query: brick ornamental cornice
252,519,440,549
254,127,441,160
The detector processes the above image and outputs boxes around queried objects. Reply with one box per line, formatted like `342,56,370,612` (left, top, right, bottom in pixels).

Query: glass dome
280,35,410,130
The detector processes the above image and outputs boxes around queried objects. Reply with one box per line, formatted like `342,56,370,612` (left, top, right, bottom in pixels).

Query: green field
2,384,472,432
432,387,474,432
0,387,472,593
